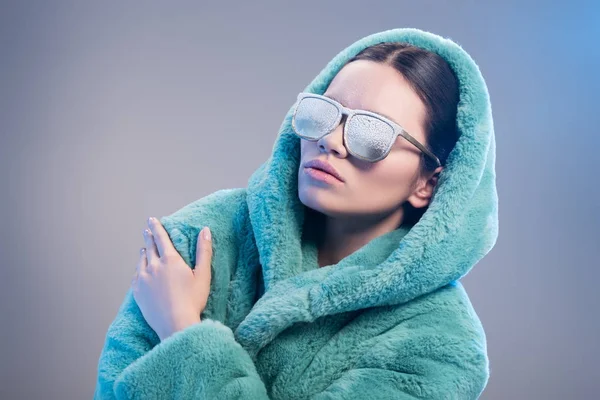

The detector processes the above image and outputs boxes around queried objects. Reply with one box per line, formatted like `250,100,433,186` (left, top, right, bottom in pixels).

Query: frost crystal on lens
295,98,339,138
347,115,394,159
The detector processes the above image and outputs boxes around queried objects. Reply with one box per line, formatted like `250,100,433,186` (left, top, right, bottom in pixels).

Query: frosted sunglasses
291,92,441,166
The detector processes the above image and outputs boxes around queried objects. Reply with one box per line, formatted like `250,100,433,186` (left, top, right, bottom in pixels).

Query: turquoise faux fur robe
94,27,498,399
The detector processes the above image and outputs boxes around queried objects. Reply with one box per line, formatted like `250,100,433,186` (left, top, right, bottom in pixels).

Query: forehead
323,60,427,142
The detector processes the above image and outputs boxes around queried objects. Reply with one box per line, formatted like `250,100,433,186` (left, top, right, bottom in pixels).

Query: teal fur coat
94,27,498,399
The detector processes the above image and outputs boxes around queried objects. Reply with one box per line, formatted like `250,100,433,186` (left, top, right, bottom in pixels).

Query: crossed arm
94,286,488,399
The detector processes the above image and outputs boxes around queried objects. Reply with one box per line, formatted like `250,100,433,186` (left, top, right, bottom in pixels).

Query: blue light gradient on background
0,1,598,399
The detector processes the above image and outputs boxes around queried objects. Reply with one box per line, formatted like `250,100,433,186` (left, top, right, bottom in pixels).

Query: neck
314,205,406,268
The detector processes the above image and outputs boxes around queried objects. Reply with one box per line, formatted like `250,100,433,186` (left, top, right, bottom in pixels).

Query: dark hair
344,42,460,226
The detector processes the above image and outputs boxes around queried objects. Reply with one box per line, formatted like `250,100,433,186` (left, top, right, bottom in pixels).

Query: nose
316,116,348,158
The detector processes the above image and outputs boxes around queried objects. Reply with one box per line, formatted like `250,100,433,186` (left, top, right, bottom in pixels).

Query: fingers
132,247,148,285
194,227,212,286
143,227,160,267
195,227,212,266
146,217,175,259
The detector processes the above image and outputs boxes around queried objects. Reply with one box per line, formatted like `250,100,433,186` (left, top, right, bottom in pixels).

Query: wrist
160,315,202,342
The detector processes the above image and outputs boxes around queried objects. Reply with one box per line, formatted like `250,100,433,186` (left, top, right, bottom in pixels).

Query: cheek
351,156,420,205
365,156,418,186
300,139,314,158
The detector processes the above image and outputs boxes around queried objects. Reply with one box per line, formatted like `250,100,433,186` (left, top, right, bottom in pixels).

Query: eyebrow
322,94,401,125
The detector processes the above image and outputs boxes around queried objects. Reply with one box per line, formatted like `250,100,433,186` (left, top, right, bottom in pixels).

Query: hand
131,217,213,341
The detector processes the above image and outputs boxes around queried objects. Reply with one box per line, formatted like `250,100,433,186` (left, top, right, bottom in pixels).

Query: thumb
194,226,212,286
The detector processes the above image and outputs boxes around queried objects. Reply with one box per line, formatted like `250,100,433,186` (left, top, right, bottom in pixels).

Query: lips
303,159,345,182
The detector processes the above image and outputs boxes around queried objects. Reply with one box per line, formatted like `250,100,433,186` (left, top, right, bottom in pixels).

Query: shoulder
372,281,488,365
160,187,249,229
408,281,487,343
352,282,489,398
365,281,486,341
157,187,250,266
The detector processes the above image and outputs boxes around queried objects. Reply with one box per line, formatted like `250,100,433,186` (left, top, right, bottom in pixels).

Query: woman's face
298,60,440,219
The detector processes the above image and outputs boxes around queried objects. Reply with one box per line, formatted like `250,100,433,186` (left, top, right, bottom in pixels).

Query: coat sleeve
93,285,269,399
110,314,270,399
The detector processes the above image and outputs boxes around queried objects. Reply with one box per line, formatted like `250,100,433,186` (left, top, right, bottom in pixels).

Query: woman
95,27,498,399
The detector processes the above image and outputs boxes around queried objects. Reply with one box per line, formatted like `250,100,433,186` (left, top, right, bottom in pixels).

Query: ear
406,166,443,209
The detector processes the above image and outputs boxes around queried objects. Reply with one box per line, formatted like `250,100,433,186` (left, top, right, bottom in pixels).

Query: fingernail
147,217,154,226
203,227,211,241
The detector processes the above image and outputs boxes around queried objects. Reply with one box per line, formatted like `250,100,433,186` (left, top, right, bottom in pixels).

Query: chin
298,185,321,211
298,185,345,218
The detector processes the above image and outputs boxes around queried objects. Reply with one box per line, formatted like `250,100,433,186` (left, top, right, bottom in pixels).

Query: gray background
1,1,598,399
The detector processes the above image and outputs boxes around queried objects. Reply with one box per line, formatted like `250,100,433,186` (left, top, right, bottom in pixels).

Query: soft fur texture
94,27,498,399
